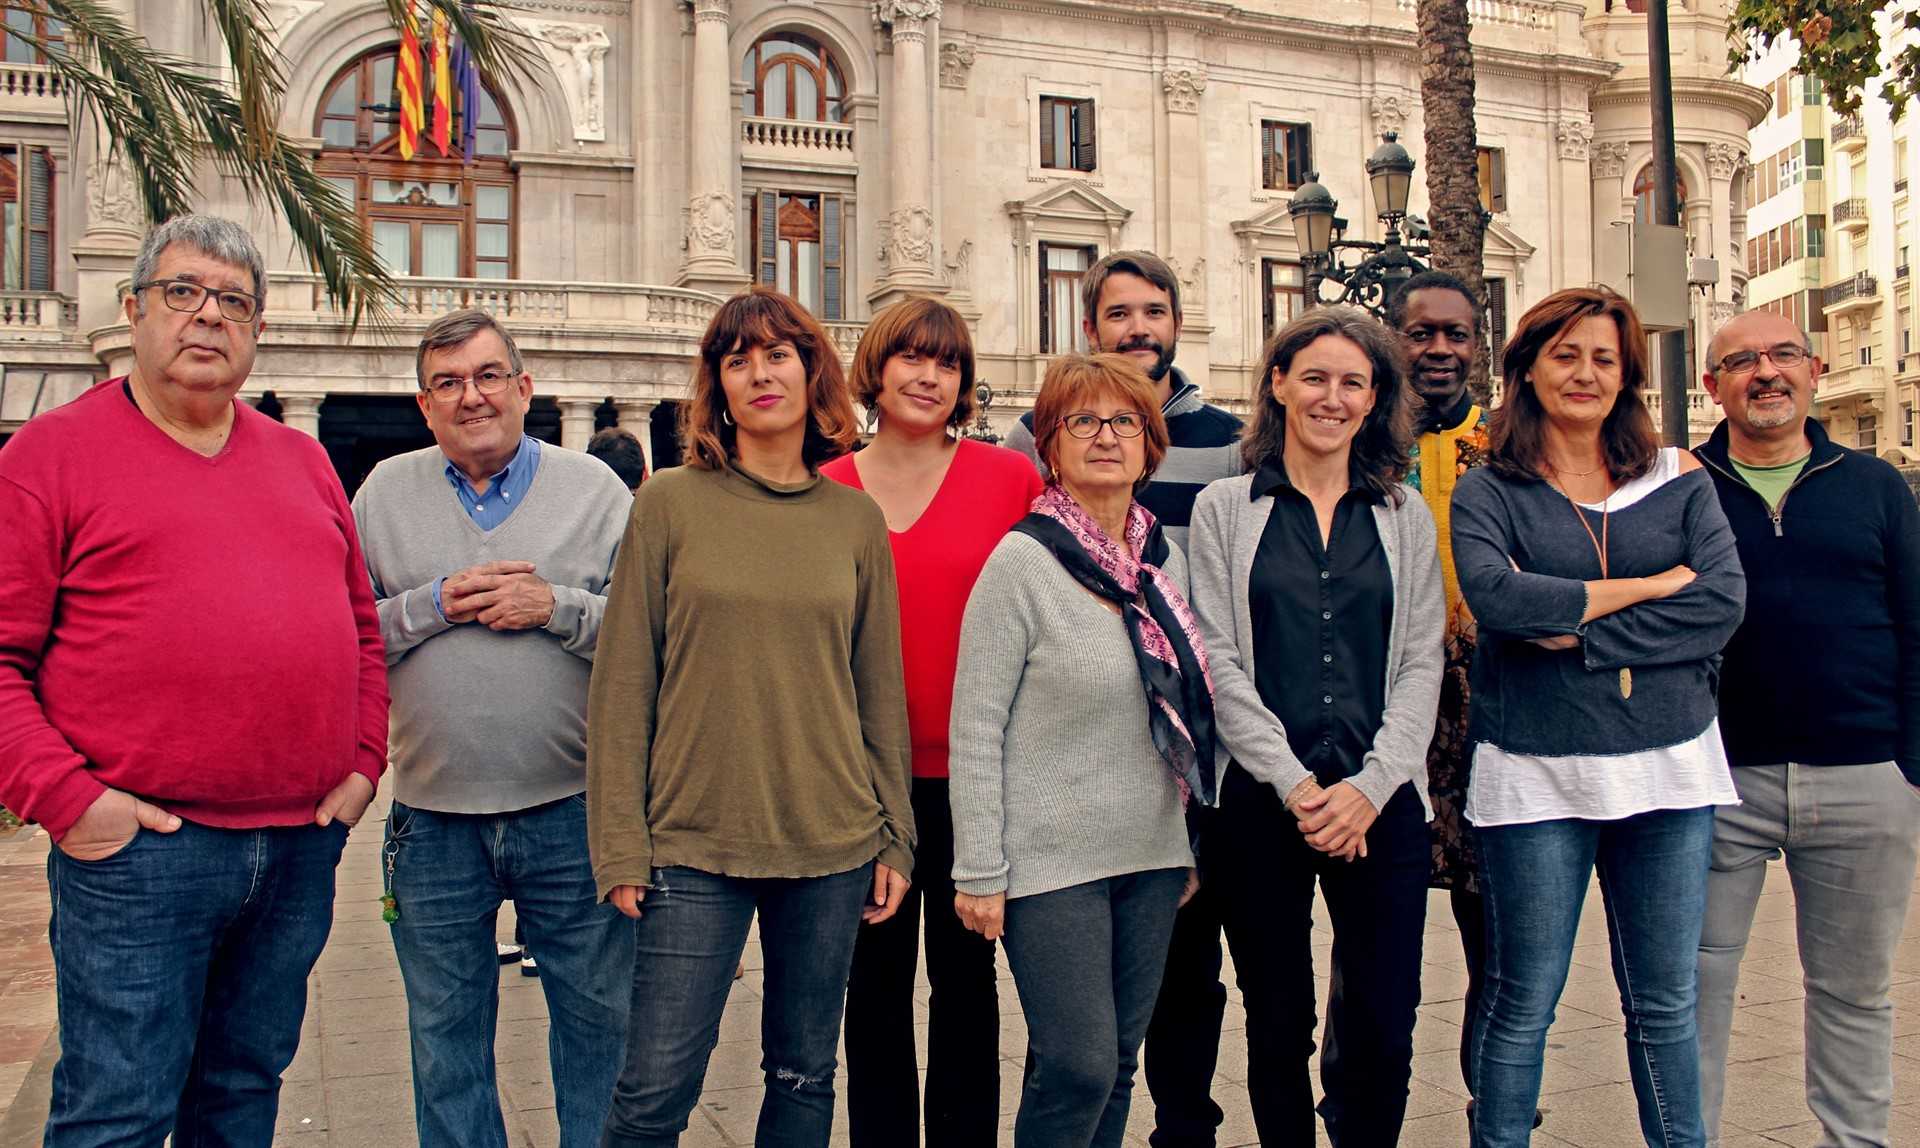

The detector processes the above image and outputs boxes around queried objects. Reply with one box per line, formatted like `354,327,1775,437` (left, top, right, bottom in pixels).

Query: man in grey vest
352,309,636,1148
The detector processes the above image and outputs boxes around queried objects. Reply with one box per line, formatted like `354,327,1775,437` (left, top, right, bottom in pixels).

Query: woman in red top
824,297,1043,1147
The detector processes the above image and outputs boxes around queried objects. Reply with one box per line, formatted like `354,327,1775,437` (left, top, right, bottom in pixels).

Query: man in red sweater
0,215,388,1147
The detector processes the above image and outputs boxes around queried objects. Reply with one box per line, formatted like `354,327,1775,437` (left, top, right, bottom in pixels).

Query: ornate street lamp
1287,132,1432,318
960,381,1001,445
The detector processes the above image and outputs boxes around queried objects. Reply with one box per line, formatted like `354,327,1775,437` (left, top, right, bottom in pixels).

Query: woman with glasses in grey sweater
949,352,1215,1148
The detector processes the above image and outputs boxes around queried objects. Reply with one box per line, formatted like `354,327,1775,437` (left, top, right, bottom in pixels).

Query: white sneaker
496,942,523,965
520,953,539,978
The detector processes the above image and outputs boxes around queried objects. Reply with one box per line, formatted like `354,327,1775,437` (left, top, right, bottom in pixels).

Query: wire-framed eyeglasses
1712,344,1811,377
422,369,519,403
136,279,262,323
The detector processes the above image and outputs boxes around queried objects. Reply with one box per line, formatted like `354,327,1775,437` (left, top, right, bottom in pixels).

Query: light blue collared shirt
433,435,542,618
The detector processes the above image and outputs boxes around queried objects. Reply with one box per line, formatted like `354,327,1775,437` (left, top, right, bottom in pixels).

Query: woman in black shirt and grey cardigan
1449,287,1744,1148
1187,306,1444,1147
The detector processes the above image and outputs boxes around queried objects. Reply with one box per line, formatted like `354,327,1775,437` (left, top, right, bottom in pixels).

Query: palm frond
382,0,541,91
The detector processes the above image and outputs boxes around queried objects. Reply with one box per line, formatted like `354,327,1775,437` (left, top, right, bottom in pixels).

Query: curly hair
1240,305,1412,505
680,287,859,472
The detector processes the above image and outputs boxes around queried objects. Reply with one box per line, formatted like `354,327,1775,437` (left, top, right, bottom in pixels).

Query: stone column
871,1,942,306
1160,58,1212,394
615,397,654,468
73,0,148,342
678,0,749,296
1554,113,1596,289
560,399,598,450
279,394,324,438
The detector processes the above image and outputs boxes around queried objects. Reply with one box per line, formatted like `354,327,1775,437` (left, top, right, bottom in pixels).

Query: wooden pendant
1619,667,1633,700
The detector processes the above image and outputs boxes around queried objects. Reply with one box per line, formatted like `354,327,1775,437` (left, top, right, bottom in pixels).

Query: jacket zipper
1698,452,1843,537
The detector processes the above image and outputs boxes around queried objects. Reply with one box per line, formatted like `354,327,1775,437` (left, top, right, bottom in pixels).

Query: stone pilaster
677,0,749,295
872,0,943,306
615,397,654,467
560,399,598,450
279,394,324,438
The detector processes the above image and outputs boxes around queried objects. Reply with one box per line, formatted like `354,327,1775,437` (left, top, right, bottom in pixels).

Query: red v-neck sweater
0,380,389,840
823,439,1043,778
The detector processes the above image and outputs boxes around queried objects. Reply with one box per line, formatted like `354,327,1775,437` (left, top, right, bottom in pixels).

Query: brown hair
680,287,859,471
416,308,525,389
1030,352,1170,493
1241,305,1412,505
1489,286,1660,484
850,296,977,428
1080,250,1183,330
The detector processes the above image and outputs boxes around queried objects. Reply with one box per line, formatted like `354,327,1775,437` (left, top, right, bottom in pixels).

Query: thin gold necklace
1553,470,1632,700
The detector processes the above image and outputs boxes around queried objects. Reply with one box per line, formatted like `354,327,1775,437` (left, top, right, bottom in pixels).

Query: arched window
740,34,844,123
315,48,516,279
1633,165,1689,230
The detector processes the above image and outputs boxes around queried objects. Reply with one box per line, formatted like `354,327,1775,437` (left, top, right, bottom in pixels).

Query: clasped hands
1284,777,1377,862
442,560,555,630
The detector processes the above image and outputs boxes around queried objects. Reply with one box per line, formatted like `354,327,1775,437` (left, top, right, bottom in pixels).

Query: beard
1743,385,1798,429
1111,335,1177,381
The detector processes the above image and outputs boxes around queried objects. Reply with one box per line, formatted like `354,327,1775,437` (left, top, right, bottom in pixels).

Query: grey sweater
1187,475,1446,817
949,532,1195,899
352,444,632,813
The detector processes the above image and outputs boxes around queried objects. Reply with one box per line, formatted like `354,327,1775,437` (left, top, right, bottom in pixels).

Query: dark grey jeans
1002,867,1188,1148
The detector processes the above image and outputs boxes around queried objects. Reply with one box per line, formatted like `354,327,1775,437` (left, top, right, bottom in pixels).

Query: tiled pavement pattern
0,784,1917,1147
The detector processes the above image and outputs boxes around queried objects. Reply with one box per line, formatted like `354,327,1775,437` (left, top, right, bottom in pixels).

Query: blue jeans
600,863,873,1148
386,796,635,1148
1472,806,1715,1148
45,818,349,1148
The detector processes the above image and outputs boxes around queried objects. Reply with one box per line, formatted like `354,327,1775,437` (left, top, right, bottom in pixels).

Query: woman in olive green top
588,286,915,1148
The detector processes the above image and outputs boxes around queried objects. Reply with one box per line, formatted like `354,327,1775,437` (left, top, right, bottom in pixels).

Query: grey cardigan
1187,475,1445,817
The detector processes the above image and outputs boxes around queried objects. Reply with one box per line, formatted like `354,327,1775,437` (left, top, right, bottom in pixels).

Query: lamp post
960,381,1002,445
1287,132,1432,318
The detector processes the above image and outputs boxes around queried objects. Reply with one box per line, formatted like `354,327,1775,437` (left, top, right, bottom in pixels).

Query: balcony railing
1823,271,1879,308
252,273,727,331
1900,177,1911,195
1833,197,1870,226
1899,263,1911,280
1395,0,1553,29
0,290,76,335
1833,114,1867,147
741,117,855,157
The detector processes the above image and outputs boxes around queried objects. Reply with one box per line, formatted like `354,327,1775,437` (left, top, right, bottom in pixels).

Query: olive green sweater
586,462,914,900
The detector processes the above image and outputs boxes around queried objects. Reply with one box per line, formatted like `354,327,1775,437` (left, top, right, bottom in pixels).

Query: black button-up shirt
1248,461,1394,785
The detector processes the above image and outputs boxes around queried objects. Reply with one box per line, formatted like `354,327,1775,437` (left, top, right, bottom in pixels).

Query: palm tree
7,0,536,324
1416,0,1493,400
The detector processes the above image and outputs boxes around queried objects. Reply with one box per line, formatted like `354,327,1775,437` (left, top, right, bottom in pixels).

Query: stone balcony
740,116,857,174
1832,113,1867,153
1816,363,1888,413
0,63,68,123
1822,271,1880,316
1832,197,1870,233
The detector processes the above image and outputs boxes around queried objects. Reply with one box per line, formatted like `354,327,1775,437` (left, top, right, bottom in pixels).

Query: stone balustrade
740,116,855,155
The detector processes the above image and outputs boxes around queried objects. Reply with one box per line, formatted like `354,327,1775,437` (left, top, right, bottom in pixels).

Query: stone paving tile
0,792,1916,1147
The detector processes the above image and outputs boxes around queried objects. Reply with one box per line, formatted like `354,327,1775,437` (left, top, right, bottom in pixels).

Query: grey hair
415,309,526,388
129,215,267,318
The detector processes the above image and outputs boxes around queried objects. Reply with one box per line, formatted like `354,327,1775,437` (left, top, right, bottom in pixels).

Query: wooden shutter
1297,125,1313,187
822,194,842,320
1489,148,1507,213
1261,259,1275,336
1261,123,1276,190
756,189,777,285
1039,98,1056,169
1074,99,1097,172
1038,242,1053,351
1487,278,1508,377
28,149,51,291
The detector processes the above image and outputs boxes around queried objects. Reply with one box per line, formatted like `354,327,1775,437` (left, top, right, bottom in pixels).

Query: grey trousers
1697,761,1920,1148
1002,868,1188,1148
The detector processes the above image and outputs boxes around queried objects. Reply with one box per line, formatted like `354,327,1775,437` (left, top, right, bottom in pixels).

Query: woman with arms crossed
1450,287,1744,1148
587,287,915,1148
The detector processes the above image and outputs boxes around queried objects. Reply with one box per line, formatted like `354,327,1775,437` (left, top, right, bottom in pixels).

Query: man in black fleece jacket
1693,309,1920,1148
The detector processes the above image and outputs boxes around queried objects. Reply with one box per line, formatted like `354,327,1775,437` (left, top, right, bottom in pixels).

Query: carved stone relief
1592,141,1629,180
1369,94,1410,137
1705,142,1743,181
1170,255,1207,311
944,238,974,293
263,0,323,45
1162,66,1207,115
684,191,735,254
523,19,612,142
872,0,940,38
939,41,975,89
879,205,936,270
87,137,144,234
1556,115,1593,162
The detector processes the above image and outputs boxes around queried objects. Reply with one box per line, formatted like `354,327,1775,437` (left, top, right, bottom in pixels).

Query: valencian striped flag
430,9,452,155
395,4,424,160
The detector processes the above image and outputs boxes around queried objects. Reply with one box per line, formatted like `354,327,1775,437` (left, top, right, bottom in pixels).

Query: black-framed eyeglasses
136,279,262,323
422,368,518,403
1713,343,1811,377
1061,411,1147,439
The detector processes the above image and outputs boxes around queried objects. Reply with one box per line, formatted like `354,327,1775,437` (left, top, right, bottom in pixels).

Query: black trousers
843,778,1001,1148
1143,804,1229,1148
1451,884,1489,1097
1212,766,1430,1148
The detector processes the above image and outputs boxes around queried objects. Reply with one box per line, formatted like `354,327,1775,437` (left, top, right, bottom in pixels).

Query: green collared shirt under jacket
586,461,915,901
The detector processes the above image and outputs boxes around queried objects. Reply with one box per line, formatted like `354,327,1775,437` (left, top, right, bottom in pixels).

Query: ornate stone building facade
0,0,1764,482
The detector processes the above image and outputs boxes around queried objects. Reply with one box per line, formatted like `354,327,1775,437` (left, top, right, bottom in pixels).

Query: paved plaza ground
1,784,1917,1147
